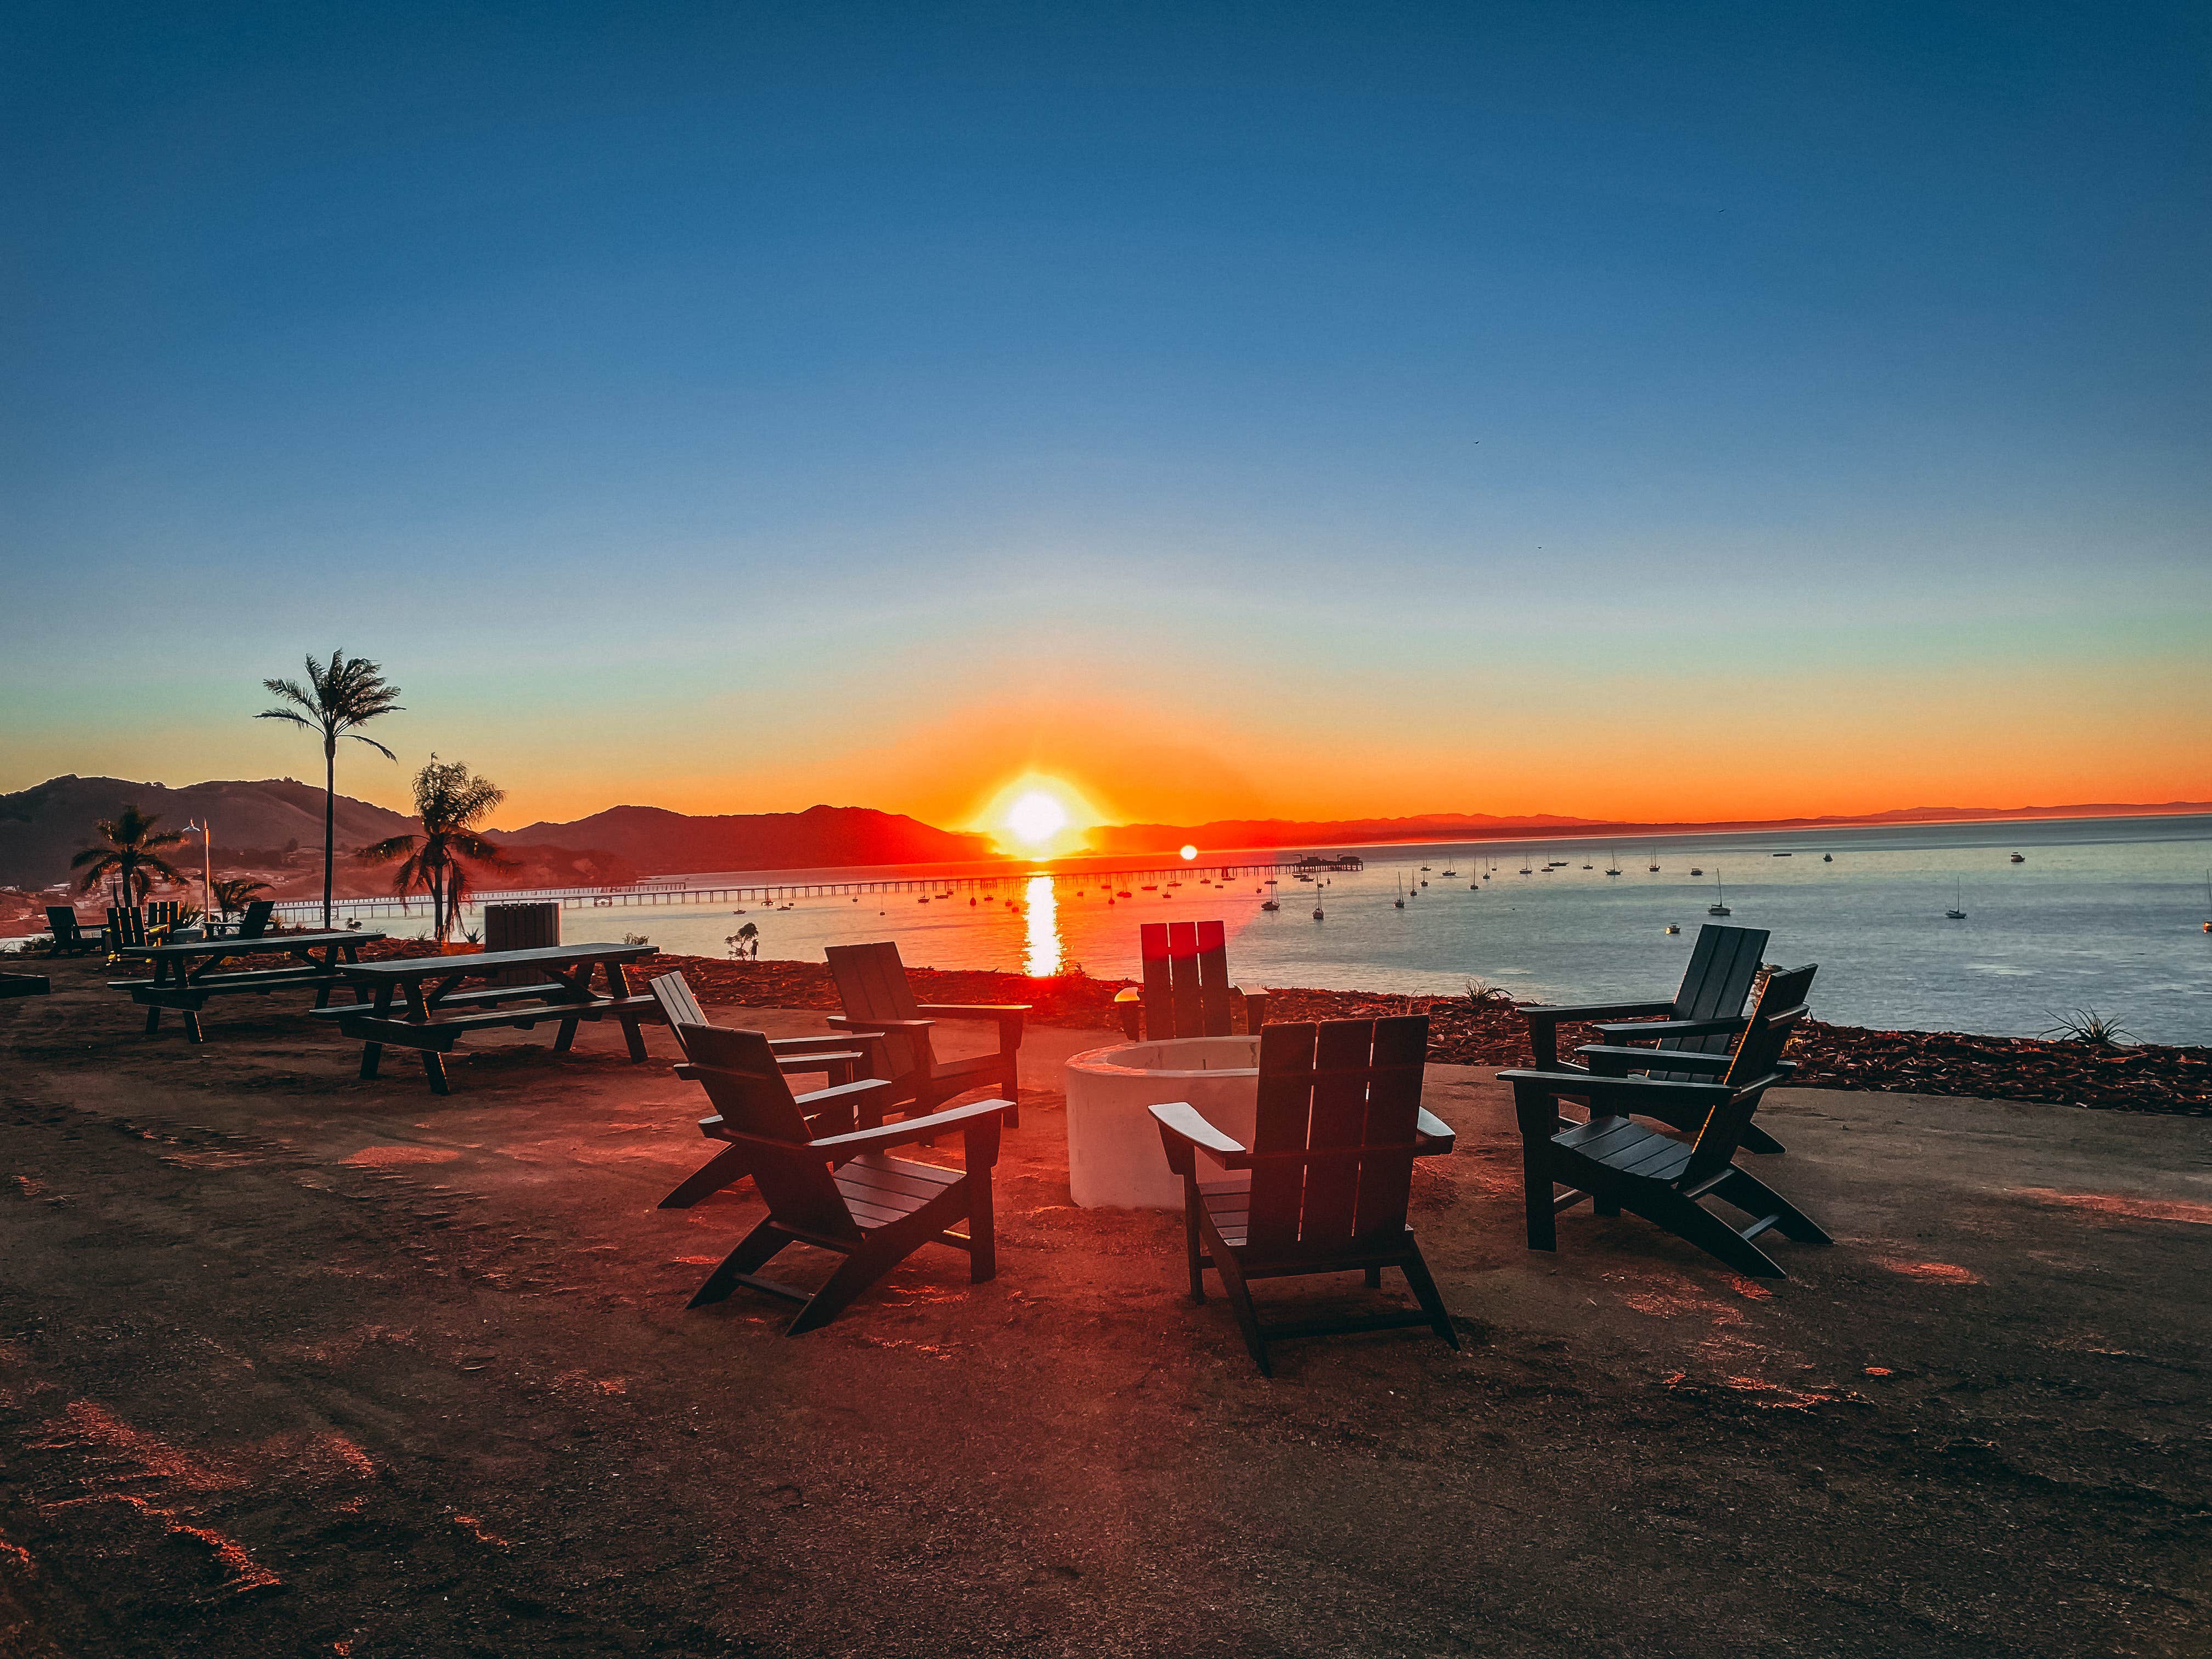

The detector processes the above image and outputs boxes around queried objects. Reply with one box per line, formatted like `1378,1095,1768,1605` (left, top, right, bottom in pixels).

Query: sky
3,1,2207,837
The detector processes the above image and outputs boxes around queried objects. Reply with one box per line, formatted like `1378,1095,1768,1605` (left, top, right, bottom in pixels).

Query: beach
3,953,2209,1657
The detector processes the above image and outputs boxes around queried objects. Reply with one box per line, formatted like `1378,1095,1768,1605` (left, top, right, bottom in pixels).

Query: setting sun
1006,791,1069,846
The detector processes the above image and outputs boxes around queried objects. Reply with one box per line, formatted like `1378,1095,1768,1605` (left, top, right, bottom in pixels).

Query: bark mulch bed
545,950,2209,1119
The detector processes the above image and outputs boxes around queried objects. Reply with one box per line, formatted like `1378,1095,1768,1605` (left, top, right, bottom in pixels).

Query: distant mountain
0,775,416,890
492,803,993,874
1086,800,2212,855
1086,811,1605,855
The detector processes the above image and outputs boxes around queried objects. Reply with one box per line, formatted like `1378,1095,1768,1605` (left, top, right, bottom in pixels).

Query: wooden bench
1,973,52,999
112,930,383,1043
330,942,663,1093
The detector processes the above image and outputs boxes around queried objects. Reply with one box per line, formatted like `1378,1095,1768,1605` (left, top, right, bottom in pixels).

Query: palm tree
71,805,189,908
211,876,271,922
257,651,404,929
356,757,518,945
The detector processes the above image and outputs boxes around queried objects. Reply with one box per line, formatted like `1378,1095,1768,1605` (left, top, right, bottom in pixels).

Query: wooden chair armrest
1497,1068,1733,1135
1114,987,1142,1039
1414,1107,1456,1154
915,1003,1031,1017
809,1098,1010,1160
769,1033,880,1055
1589,1014,1748,1043
1516,1000,1674,1027
1112,988,1141,1002
1577,1045,1734,1077
1148,1102,1250,1174
792,1076,894,1111
826,1014,935,1033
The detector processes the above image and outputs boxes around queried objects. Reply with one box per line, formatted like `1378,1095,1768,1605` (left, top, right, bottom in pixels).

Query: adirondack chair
678,1023,1007,1333
1498,964,1828,1279
1113,921,1269,1040
1149,1015,1459,1376
106,907,149,950
824,942,1027,1128
647,972,878,1209
1515,923,1785,1154
234,899,276,939
146,900,180,934
44,908,100,956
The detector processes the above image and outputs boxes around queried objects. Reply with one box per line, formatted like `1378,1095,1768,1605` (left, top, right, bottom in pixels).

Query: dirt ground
2,956,2209,1658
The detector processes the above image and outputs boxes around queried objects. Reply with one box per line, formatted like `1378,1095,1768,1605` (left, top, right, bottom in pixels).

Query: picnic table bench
113,930,385,1043
318,941,663,1093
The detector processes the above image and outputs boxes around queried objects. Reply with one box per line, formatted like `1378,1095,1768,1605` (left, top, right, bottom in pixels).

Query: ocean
346,814,2212,1046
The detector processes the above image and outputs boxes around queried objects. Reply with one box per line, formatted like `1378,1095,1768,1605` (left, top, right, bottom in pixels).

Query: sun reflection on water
1023,874,1060,977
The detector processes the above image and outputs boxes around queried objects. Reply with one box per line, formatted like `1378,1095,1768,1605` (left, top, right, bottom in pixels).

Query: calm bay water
352,815,2212,1046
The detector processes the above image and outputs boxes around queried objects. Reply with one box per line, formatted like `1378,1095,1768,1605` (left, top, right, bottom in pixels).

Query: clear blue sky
4,2,2207,828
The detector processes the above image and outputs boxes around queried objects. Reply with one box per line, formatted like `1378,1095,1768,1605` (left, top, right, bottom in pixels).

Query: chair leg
658,1143,753,1209
1522,1142,1558,1251
1739,1122,1787,1156
1594,1193,1621,1216
1202,1222,1271,1376
999,1056,1020,1129
688,1218,792,1308
965,1172,996,1283
1708,1168,1831,1244
1398,1236,1460,1350
1181,1177,1206,1304
1634,1189,1787,1279
785,1244,904,1335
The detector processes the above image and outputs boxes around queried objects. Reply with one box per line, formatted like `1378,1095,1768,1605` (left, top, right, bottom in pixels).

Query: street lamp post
185,820,212,923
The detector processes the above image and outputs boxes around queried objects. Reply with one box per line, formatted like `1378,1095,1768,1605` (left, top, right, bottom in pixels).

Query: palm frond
351,732,399,761
354,834,421,865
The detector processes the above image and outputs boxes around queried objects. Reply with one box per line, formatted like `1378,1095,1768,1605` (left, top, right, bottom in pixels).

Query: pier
269,855,1363,922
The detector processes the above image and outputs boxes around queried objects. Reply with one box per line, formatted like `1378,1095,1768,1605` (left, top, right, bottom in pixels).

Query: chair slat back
237,900,275,939
1681,964,1818,1188
107,907,147,949
1245,1016,1430,1255
649,972,708,1058
1138,921,1239,1039
826,942,926,1078
148,901,179,930
46,908,80,943
681,1024,860,1241
1648,924,1770,1081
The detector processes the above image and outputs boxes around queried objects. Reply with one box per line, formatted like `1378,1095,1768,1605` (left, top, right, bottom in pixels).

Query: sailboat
1605,846,1622,877
1647,850,1659,872
1945,879,1967,921
2010,853,2025,864
2202,870,2210,933
1394,874,1406,910
1312,899,1325,920
1707,869,1730,917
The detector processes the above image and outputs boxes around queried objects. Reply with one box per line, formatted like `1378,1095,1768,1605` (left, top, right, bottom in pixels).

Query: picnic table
113,930,384,1042
320,941,663,1093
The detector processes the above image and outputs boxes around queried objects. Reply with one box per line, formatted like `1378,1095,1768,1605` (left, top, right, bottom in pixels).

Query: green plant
2040,1008,2134,1048
211,876,271,918
1463,977,1511,1005
622,932,651,946
356,757,516,946
71,805,189,906
257,651,404,929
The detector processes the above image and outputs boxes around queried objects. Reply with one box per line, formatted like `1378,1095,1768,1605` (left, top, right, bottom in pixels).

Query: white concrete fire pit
1063,1035,1260,1209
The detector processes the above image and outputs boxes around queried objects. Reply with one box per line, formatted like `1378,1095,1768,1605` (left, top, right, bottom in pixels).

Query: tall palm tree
211,876,271,921
257,651,404,928
356,757,518,945
71,805,189,908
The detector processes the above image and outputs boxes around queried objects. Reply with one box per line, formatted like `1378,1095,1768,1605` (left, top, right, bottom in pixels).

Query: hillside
0,775,416,890
493,803,992,874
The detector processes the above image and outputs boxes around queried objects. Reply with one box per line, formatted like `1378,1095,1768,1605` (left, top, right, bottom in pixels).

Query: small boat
2202,869,2210,932
1261,899,1280,912
1141,884,1158,891
1822,854,1833,862
1115,889,1132,898
1771,852,1791,857
1647,851,1659,872
1707,870,1730,916
1395,875,1406,910
2010,853,2025,864
1690,867,1703,877
1605,846,1621,876
1419,879,1428,888
1419,865,1431,871
1581,863,1593,871
1945,879,1966,920
1441,868,1458,877
1312,904,1325,921
1665,923,1680,934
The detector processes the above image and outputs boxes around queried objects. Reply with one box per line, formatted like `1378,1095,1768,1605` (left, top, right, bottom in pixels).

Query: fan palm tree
211,876,272,921
356,757,518,945
71,805,189,908
257,651,404,929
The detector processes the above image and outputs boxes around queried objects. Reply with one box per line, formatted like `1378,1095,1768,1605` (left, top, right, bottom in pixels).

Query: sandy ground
2,955,2209,1658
